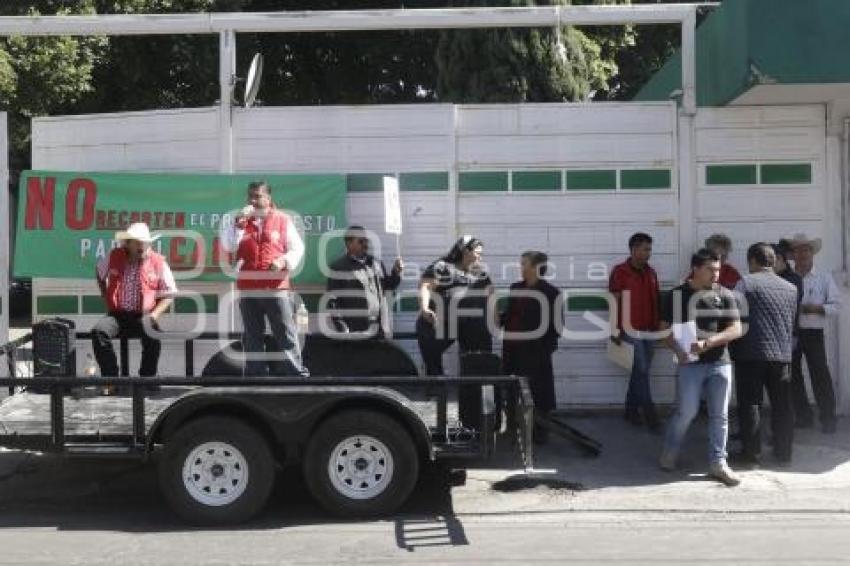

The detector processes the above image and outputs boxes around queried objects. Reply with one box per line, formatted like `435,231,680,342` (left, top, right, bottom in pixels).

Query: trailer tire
304,410,419,517
158,416,275,525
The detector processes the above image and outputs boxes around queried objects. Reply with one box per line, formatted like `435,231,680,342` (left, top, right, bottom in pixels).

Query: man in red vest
93,222,177,377
220,181,308,377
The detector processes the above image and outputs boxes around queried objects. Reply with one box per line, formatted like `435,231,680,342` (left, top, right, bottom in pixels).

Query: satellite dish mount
236,53,264,109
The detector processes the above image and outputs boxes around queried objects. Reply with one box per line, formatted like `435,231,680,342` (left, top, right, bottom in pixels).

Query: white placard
383,176,402,235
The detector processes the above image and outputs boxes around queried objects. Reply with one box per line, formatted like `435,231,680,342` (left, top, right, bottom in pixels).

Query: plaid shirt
96,253,177,313
118,261,143,312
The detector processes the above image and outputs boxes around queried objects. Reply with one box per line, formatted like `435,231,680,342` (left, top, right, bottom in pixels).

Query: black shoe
773,453,792,467
728,452,761,469
533,425,549,445
624,407,643,427
822,420,837,434
644,407,663,434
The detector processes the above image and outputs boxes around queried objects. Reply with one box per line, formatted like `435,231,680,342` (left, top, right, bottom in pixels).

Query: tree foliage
0,2,106,173
435,0,636,103
0,0,709,175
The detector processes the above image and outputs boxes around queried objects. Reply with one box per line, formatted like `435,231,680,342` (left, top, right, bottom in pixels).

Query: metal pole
219,29,236,174
681,8,698,116
0,5,720,36
218,30,238,337
843,119,849,273
0,112,8,364
841,120,850,415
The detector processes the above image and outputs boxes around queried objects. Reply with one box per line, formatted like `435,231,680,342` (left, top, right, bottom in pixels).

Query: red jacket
236,209,291,290
719,263,742,289
105,248,167,313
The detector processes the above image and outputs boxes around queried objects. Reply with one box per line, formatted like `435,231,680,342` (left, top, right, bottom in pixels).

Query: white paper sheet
607,339,635,372
671,321,700,363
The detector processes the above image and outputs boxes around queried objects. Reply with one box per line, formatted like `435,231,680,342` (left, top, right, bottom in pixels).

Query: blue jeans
623,335,655,409
663,361,732,465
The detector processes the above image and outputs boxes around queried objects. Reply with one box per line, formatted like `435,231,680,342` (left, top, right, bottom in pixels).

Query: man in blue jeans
659,248,743,486
609,232,661,432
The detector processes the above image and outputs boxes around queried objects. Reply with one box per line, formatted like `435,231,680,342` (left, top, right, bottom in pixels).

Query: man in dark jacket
773,240,804,304
325,226,403,339
731,243,799,465
501,251,562,443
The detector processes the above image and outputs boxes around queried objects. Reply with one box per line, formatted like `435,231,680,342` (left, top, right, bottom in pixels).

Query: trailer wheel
158,416,275,525
304,410,419,517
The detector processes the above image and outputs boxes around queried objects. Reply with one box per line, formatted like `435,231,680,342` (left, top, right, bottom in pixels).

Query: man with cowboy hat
92,222,177,378
789,233,842,433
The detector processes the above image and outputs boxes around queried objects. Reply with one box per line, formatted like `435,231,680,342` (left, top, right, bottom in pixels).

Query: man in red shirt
220,181,308,377
609,232,661,431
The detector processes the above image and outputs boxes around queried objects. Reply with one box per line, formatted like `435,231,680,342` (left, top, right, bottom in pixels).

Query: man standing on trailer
220,181,309,377
325,225,403,339
92,222,177,378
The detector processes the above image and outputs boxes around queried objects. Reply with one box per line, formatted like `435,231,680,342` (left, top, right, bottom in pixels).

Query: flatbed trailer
0,332,534,525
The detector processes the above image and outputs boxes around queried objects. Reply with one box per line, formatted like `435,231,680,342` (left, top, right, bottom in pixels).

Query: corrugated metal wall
28,102,840,408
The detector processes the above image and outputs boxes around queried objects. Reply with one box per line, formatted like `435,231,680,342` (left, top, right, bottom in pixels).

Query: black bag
32,318,77,389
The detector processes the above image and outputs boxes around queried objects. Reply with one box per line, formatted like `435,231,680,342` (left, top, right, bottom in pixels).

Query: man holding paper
659,248,743,487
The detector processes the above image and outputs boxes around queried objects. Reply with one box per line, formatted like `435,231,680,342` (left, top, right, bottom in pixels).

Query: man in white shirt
219,181,308,377
790,233,841,434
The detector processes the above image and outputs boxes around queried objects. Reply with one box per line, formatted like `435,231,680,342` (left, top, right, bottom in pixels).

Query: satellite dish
244,53,264,109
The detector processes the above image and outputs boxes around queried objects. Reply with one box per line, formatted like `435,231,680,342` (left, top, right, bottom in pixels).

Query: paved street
0,413,848,564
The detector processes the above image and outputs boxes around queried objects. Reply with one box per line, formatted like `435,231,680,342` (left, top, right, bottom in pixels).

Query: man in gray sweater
731,243,799,466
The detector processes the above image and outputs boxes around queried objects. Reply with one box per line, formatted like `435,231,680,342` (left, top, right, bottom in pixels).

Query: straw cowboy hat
788,232,822,255
115,222,159,243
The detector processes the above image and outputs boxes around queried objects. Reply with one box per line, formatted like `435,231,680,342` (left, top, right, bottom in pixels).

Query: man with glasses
325,226,403,339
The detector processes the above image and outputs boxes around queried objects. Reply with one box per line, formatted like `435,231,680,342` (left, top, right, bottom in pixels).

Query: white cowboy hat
115,222,159,243
788,232,822,255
